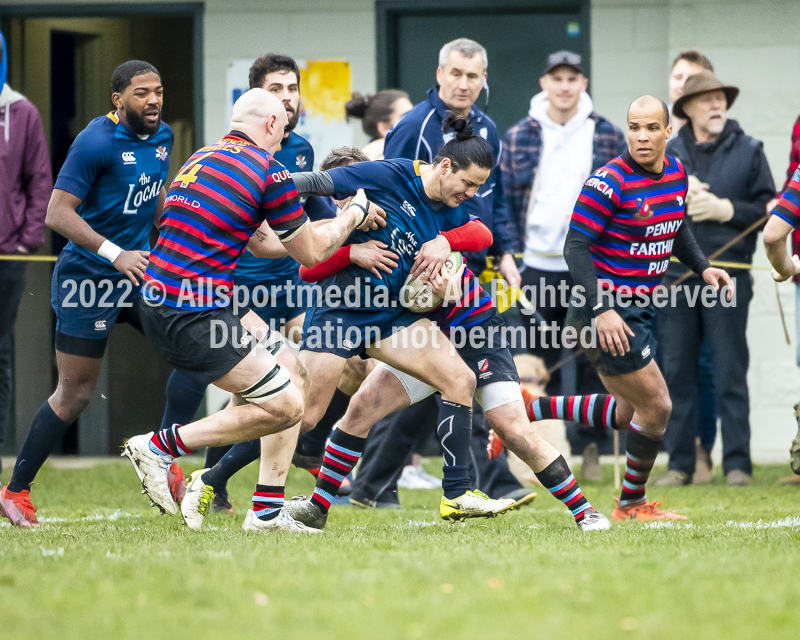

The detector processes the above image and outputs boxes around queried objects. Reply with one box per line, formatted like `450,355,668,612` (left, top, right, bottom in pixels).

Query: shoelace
471,490,492,501
16,492,37,519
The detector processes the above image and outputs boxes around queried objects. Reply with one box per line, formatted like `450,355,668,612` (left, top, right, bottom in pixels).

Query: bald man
524,95,731,521
123,89,381,533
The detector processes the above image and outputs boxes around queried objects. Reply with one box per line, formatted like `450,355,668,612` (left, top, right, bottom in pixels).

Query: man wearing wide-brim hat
658,69,775,488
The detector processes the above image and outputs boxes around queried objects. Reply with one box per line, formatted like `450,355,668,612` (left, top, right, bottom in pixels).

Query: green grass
2,460,800,639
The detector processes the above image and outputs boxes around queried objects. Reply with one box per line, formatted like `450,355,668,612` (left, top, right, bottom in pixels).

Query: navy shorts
566,297,656,377
300,303,420,359
51,248,143,357
451,312,519,388
234,276,307,327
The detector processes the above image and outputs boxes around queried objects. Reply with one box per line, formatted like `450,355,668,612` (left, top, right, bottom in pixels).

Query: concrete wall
592,0,800,462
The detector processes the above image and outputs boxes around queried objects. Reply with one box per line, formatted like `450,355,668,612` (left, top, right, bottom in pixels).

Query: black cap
543,50,584,75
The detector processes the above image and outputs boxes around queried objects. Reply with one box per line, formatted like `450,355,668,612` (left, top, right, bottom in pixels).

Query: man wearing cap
659,71,775,487
501,50,625,478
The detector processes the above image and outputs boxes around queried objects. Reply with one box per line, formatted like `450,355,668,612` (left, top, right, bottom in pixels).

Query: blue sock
8,401,70,492
202,439,260,492
437,401,472,499
160,369,206,431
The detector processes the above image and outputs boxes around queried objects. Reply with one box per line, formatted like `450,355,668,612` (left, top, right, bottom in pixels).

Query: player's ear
111,92,123,110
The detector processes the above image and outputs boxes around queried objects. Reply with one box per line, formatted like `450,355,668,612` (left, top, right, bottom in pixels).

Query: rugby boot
242,508,322,534
577,510,612,531
611,497,687,521
180,469,214,530
440,490,515,522
0,486,39,528
122,432,177,516
282,495,328,529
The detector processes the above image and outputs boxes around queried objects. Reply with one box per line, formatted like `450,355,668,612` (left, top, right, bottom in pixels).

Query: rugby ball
400,251,462,313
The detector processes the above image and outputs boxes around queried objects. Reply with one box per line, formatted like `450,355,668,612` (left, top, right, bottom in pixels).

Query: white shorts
375,362,523,412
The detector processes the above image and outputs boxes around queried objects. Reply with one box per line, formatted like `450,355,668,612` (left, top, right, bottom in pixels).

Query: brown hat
673,70,739,119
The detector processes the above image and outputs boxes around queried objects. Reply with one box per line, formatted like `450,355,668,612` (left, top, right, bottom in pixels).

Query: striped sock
619,424,662,506
252,484,284,522
528,394,618,429
148,424,193,458
310,430,366,514
535,456,594,522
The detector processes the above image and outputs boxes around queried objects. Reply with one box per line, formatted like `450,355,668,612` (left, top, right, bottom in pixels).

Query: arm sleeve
488,165,520,254
772,170,800,228
726,143,775,231
564,226,604,315
441,218,493,252
292,171,335,197
782,114,800,191
20,105,53,250
672,222,710,275
53,125,108,201
298,245,352,282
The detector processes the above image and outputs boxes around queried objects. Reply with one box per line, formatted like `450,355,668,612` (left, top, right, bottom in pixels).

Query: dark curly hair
249,54,300,89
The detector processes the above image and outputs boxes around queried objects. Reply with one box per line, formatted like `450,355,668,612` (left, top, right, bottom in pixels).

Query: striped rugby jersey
772,167,800,228
570,150,688,291
144,131,308,309
431,262,494,336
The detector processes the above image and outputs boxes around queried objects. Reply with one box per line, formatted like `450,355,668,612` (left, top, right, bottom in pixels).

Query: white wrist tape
98,240,123,264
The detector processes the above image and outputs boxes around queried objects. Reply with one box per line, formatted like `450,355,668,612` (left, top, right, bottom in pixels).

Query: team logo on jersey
271,169,291,183
94,320,107,331
296,154,307,170
642,345,651,358
122,152,136,165
156,146,169,162
677,195,685,207
478,359,489,372
634,198,654,220
401,201,416,218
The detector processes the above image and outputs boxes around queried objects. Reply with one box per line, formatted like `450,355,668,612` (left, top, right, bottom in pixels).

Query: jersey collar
622,150,666,181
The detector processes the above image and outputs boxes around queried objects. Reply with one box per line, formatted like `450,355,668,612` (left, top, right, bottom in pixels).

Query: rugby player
0,61,175,528
763,167,800,472
122,89,383,533
267,117,521,526
525,96,732,521
290,148,612,531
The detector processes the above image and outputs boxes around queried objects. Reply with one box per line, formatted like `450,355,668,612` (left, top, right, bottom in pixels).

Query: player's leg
598,362,686,521
481,386,609,531
0,345,103,528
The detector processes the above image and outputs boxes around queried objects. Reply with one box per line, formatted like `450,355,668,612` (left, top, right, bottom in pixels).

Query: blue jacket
383,87,517,271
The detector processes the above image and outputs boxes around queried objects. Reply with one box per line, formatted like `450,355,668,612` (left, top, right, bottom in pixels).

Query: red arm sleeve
298,245,353,282
440,219,493,253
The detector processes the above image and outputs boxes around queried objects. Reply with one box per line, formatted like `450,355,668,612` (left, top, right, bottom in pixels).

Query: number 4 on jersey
173,152,212,189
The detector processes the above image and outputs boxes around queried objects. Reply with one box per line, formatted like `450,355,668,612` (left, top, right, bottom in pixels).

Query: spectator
500,50,625,479
668,51,713,134
661,50,718,486
345,90,413,160
659,70,775,487
0,30,52,468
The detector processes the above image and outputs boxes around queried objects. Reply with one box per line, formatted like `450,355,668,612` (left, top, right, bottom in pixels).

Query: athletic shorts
140,303,266,386
376,311,522,412
300,303,421,359
234,276,307,327
51,248,144,358
566,296,656,377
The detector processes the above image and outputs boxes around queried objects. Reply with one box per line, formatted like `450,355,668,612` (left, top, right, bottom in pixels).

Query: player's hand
702,266,734,300
595,309,634,356
348,189,386,231
411,235,450,280
498,253,521,289
429,262,465,301
350,241,398,279
114,250,150,285
771,255,800,282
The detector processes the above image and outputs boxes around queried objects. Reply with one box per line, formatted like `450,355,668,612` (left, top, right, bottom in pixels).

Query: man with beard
0,61,173,527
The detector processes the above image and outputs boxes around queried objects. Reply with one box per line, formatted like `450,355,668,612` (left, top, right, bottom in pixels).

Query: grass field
2,459,800,640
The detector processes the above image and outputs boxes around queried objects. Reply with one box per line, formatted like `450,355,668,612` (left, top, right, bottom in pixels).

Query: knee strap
239,364,292,404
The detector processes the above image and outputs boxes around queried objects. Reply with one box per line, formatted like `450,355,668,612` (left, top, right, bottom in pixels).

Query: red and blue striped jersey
431,261,494,335
570,151,688,291
144,132,308,309
773,168,800,228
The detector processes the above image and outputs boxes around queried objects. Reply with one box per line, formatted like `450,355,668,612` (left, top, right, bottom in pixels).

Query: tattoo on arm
319,214,358,260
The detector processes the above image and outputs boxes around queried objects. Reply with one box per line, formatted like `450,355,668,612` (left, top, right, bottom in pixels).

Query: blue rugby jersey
772,168,800,228
54,112,173,269
234,131,336,286
144,131,308,309
569,151,688,291
325,159,470,301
